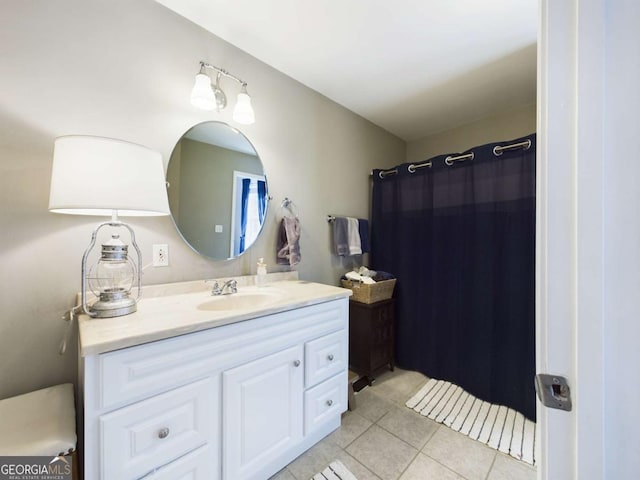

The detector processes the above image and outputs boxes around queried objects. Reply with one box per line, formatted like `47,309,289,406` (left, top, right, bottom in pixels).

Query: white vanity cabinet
81,295,349,480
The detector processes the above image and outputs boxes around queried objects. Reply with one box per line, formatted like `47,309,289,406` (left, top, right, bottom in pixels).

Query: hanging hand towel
276,219,288,265
347,217,362,255
284,216,301,265
333,217,349,256
276,217,301,265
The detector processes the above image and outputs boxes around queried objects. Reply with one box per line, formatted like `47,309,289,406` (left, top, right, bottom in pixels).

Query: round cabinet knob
326,399,333,407
158,427,170,439
327,354,334,361
293,360,301,367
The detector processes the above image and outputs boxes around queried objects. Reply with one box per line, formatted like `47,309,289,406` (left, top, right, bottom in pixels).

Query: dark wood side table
348,298,395,386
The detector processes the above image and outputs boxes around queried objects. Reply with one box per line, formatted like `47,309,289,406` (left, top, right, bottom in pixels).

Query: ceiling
155,0,538,142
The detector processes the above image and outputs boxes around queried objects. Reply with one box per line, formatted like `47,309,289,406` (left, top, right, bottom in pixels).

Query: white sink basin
197,289,285,312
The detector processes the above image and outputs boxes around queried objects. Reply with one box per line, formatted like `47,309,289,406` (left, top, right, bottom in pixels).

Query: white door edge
537,1,606,478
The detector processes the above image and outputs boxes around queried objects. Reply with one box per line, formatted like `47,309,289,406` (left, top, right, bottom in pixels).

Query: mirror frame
167,121,269,261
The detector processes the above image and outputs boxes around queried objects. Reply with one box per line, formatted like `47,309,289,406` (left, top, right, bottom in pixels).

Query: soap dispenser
256,258,267,287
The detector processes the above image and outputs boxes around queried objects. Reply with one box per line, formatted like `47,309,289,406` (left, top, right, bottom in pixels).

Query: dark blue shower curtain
257,180,267,223
371,134,536,421
238,178,251,253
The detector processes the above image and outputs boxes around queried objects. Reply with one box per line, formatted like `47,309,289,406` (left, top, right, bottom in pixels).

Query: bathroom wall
406,103,536,163
0,0,404,399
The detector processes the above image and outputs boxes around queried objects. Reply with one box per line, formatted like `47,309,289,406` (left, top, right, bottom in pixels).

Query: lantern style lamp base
89,288,137,318
81,221,142,319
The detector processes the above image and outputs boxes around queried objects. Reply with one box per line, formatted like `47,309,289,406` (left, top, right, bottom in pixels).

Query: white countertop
78,275,352,356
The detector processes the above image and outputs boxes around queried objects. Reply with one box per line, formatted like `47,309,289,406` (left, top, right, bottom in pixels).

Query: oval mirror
167,121,268,260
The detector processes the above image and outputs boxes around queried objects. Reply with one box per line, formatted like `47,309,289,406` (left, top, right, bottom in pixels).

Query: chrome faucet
208,279,238,296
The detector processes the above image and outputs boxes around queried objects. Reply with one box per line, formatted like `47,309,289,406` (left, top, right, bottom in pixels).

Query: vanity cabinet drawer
304,371,347,436
148,444,216,479
98,333,217,410
100,377,217,480
305,329,347,388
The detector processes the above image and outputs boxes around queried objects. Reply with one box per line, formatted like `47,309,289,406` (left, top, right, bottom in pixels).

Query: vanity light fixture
48,135,170,318
190,61,256,125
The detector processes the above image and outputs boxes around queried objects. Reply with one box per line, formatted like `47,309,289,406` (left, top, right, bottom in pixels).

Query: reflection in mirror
167,121,268,260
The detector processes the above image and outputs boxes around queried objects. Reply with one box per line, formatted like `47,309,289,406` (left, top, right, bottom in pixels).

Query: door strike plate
535,374,572,411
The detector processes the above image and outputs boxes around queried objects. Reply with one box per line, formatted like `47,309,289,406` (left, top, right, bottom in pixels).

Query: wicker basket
341,278,396,304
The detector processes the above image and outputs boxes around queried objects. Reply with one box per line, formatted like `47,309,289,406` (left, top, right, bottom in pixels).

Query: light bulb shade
48,135,170,216
190,72,216,110
233,91,255,125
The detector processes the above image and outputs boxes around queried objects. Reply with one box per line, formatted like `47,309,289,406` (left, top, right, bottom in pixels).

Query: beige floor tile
422,426,496,480
269,467,297,480
353,389,395,422
333,452,382,480
327,410,374,448
286,439,345,480
399,453,465,480
282,367,534,480
487,452,537,480
346,425,418,480
368,369,429,406
285,439,379,480
377,406,439,449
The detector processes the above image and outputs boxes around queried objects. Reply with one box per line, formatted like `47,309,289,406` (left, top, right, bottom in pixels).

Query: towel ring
281,197,298,217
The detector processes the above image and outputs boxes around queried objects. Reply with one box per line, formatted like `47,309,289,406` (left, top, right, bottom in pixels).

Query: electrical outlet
153,244,169,267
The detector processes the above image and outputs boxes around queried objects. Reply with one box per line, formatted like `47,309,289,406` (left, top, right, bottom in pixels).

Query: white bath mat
310,460,358,480
406,378,536,465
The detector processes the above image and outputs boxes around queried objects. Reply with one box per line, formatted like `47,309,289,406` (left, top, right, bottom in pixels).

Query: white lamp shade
190,73,216,110
48,136,170,216
233,91,255,125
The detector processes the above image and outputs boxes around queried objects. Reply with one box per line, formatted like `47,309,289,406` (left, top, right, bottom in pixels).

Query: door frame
536,0,605,478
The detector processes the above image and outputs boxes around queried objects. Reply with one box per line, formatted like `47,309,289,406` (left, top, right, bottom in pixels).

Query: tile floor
270,368,537,480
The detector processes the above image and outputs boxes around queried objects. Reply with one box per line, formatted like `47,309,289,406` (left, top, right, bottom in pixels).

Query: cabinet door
370,302,394,371
222,345,304,480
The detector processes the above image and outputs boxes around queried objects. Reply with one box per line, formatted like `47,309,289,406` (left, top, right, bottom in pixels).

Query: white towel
345,271,376,284
347,217,362,255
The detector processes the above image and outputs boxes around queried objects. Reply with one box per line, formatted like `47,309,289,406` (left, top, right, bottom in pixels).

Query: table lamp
48,135,170,318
